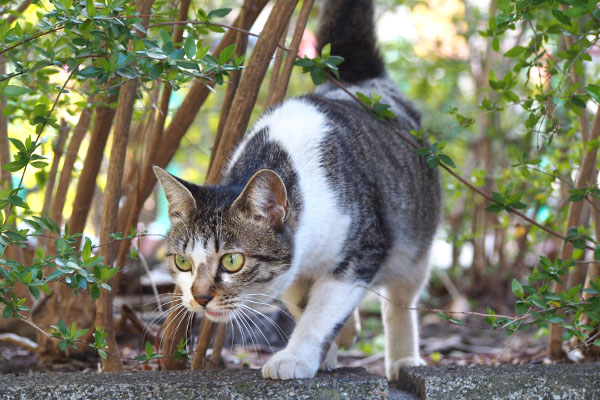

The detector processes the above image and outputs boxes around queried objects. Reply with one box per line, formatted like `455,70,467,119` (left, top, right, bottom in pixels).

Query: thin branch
0,25,65,56
1,64,79,229
50,96,94,227
268,0,315,105
325,73,597,251
146,20,292,52
42,119,70,217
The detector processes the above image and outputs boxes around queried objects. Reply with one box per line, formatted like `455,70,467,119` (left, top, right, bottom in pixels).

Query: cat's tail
317,0,385,83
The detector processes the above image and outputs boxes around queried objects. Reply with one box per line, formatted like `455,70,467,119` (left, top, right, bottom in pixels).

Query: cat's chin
203,309,231,323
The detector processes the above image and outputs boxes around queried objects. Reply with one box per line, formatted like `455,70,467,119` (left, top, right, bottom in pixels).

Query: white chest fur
228,99,351,277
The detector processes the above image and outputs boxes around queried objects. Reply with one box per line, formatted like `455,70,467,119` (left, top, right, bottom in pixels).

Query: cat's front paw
262,351,318,380
385,356,426,381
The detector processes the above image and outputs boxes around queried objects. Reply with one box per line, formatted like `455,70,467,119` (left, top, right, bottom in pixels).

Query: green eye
174,255,192,272
220,253,245,273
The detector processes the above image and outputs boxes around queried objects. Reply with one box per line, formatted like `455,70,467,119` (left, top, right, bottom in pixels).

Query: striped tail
317,0,385,83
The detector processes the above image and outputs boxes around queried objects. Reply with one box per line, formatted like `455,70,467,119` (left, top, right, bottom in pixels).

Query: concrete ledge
2,363,599,399
0,368,388,400
396,363,600,400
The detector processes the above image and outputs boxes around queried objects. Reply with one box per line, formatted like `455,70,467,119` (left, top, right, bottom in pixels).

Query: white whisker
240,303,288,343
238,306,273,353
242,298,296,322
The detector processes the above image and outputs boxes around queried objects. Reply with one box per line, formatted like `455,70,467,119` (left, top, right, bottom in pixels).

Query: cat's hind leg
381,257,430,381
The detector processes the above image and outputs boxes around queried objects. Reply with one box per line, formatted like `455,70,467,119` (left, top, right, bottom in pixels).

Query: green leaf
485,204,505,213
184,36,196,60
585,85,600,104
512,278,524,298
8,138,26,153
207,8,232,19
86,0,97,17
310,67,326,85
59,339,69,351
515,301,528,315
492,36,499,52
504,46,526,58
116,68,137,79
98,349,107,359
438,154,456,168
552,9,571,25
218,44,236,65
3,85,32,98
294,57,315,68
78,67,103,78
321,43,331,59
145,340,153,357
2,160,24,172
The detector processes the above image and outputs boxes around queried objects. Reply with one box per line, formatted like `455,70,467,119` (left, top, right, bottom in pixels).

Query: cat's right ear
153,166,196,222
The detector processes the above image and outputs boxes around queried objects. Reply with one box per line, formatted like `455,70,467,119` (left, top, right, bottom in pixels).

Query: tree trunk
549,109,600,359
50,103,94,227
42,119,70,216
95,0,155,371
114,0,191,271
96,79,139,372
205,0,299,183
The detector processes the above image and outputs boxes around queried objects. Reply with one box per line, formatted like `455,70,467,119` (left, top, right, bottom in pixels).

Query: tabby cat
154,0,441,381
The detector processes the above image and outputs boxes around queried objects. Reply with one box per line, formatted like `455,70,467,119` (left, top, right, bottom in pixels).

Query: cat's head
153,166,294,323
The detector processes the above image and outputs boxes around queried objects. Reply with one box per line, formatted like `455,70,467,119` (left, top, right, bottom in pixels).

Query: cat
153,0,441,381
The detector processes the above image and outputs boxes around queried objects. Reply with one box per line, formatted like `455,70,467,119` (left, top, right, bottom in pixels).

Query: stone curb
1,364,598,399
0,367,388,400
395,363,600,400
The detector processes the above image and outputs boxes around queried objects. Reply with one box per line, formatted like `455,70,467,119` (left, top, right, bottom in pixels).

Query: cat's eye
220,253,245,273
174,255,192,272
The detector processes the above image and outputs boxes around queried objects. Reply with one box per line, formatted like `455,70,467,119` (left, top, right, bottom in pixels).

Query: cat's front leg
262,278,365,380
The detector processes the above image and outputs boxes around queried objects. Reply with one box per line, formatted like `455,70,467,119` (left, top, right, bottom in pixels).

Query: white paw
262,350,318,380
385,356,426,381
319,342,337,371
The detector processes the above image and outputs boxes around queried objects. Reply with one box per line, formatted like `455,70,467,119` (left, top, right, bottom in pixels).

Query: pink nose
194,295,213,307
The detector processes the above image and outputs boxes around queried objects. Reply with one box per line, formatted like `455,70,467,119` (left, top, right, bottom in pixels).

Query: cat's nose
194,295,213,307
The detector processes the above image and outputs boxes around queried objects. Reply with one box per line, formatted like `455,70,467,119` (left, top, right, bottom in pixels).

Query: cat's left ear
232,169,288,230
153,166,196,222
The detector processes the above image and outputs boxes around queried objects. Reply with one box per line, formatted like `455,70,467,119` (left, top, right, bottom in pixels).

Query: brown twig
42,119,70,217
194,0,300,369
205,0,299,184
206,0,254,180
114,0,191,279
268,0,315,106
95,0,155,372
50,96,94,227
550,107,600,359
118,304,158,344
265,22,289,108
191,319,215,369
68,98,117,244
0,25,65,56
209,322,227,369
0,58,11,187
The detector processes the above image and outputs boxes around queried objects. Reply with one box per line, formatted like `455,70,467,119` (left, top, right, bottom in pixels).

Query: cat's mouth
205,309,224,318
203,306,232,323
